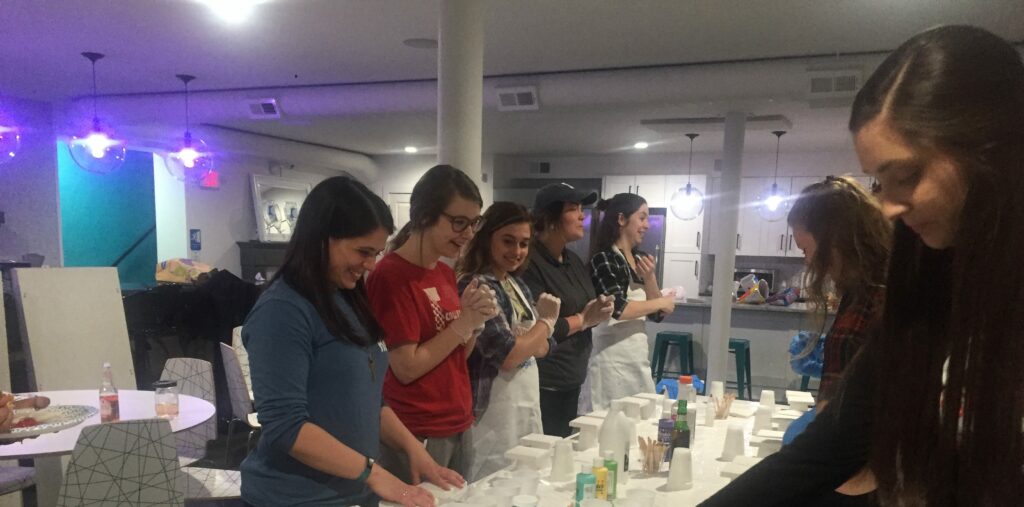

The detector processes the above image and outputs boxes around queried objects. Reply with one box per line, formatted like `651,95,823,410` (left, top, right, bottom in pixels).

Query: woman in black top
703,25,1024,506
520,183,614,437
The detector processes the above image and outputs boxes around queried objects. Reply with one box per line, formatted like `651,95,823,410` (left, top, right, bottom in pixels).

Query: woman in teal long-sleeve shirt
240,176,463,506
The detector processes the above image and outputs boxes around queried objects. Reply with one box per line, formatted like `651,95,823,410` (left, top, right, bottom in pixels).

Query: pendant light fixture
0,109,20,165
68,52,126,174
757,130,790,222
166,74,214,183
669,133,704,221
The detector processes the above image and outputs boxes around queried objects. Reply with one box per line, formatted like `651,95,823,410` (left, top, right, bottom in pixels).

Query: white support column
707,111,747,385
437,0,484,183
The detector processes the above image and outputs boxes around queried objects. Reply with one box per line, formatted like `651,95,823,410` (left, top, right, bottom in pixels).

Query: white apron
467,285,544,481
585,281,656,412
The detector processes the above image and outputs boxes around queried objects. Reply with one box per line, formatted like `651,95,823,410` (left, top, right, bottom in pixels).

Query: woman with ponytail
586,193,676,411
366,165,499,484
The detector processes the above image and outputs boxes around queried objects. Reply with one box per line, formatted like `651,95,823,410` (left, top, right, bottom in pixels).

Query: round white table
0,389,216,507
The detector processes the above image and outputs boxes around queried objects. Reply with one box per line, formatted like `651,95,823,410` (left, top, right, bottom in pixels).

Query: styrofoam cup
666,447,693,491
719,422,746,462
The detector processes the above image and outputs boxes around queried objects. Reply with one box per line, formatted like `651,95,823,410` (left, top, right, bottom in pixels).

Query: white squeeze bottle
99,362,119,423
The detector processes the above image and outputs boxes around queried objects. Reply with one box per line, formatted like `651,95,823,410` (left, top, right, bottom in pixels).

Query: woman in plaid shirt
586,193,677,411
456,202,561,481
788,176,892,403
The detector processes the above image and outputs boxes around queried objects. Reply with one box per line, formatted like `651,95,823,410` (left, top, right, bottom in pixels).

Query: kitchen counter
650,297,835,395
676,297,818,314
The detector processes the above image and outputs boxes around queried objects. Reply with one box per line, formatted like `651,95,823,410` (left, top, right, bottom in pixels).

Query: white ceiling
2,0,1022,156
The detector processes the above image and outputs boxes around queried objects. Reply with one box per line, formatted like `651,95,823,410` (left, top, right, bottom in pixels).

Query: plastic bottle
598,401,627,478
657,408,675,446
602,450,618,500
575,464,596,506
592,457,608,499
99,362,119,423
667,419,691,461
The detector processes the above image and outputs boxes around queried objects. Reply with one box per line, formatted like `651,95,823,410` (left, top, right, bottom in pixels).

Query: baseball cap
533,182,598,210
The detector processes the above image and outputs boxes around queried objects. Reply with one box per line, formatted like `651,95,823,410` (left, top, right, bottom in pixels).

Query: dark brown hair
272,176,394,346
850,25,1024,505
388,164,483,252
787,176,891,310
594,193,647,252
456,201,532,279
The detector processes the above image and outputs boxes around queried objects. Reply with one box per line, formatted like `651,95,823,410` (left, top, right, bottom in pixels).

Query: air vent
496,86,539,112
528,162,551,174
246,98,282,119
806,69,862,102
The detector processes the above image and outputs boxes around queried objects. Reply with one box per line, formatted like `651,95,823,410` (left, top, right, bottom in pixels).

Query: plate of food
0,394,98,441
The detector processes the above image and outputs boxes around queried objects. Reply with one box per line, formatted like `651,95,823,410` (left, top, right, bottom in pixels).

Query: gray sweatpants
378,429,472,484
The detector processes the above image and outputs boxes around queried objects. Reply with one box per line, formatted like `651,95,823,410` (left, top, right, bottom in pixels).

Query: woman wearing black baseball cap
520,183,614,436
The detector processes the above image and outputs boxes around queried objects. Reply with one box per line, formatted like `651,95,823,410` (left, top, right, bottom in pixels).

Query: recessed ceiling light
403,38,438,49
200,0,264,24
404,146,419,154
634,142,649,150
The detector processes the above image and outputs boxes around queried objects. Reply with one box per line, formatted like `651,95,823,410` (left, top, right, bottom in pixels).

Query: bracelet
356,456,375,483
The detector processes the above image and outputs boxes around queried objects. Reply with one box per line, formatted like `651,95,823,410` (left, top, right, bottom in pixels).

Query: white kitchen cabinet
664,175,707,254
663,252,701,301
634,175,668,206
603,175,635,199
755,177,793,257
602,175,668,206
736,178,762,256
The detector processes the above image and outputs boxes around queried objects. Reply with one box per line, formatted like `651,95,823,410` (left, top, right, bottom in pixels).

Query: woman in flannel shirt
455,202,561,481
587,193,677,411
788,176,891,405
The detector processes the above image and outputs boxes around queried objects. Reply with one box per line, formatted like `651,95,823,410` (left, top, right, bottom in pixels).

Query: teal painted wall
58,141,157,289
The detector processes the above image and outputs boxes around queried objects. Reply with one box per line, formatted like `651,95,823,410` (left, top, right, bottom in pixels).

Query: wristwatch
356,455,375,483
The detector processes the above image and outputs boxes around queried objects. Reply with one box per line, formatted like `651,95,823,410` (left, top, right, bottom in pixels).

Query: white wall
152,155,188,261
184,155,341,276
0,97,61,265
374,153,495,206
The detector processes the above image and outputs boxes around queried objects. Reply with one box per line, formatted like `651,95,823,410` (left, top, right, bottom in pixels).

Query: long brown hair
272,176,394,346
850,26,1024,505
388,164,483,252
787,175,891,311
456,201,532,279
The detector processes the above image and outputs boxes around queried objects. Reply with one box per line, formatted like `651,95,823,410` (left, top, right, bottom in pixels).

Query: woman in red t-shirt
367,165,499,483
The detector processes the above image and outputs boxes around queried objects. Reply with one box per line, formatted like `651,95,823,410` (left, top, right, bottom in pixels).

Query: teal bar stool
728,338,753,400
651,331,694,381
800,375,811,391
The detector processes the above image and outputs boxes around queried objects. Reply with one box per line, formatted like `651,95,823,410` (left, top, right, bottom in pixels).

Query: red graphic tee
366,252,473,437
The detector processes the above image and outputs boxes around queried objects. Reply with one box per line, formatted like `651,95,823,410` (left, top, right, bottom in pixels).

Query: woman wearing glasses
367,165,499,483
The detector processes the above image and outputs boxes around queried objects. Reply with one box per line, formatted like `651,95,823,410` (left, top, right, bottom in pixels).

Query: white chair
231,326,253,401
219,343,260,465
159,358,217,465
58,419,184,506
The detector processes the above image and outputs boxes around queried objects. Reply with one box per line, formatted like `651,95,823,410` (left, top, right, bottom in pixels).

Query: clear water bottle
99,362,119,423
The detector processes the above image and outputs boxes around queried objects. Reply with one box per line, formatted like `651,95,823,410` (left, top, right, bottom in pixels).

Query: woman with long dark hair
241,176,457,507
703,25,1024,505
586,193,676,411
455,201,561,480
367,165,499,482
521,183,614,437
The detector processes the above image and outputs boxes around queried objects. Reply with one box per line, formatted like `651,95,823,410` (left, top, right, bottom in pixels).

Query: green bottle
603,450,618,500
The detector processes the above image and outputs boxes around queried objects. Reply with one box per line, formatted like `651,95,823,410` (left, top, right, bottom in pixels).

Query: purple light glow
0,124,22,165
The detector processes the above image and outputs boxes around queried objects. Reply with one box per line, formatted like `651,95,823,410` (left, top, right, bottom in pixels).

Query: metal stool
652,331,694,380
728,338,753,400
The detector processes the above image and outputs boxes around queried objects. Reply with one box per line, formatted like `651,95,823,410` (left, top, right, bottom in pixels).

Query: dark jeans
540,386,581,437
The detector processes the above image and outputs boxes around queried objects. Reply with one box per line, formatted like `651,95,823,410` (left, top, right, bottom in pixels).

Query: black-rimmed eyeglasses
441,212,485,233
